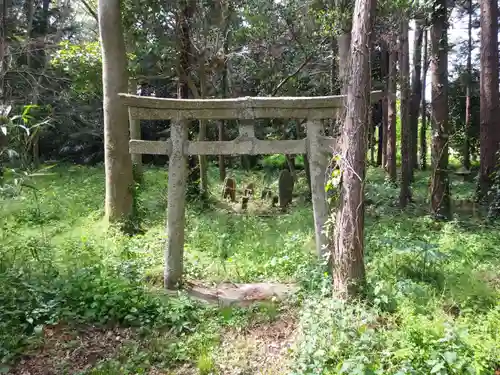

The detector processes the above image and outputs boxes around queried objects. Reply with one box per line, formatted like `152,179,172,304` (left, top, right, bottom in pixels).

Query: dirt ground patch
8,324,133,375
7,310,298,375
215,310,297,375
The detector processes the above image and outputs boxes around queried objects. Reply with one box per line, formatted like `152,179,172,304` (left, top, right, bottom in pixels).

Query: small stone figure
261,187,272,200
278,169,294,208
222,177,236,202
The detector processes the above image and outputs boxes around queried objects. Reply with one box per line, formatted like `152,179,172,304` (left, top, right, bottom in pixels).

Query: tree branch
270,54,313,96
80,0,98,22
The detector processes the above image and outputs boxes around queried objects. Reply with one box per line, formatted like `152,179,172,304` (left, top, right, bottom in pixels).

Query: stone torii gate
119,91,383,289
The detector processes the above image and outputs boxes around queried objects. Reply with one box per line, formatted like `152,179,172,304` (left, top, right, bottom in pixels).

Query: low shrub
290,297,500,375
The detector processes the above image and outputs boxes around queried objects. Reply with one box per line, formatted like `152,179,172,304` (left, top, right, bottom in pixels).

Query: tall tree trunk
463,0,472,170
369,118,375,165
338,32,351,94
334,0,351,138
98,0,134,222
420,29,428,170
198,60,208,195
381,45,389,168
430,0,451,219
377,114,383,166
336,11,351,96
478,0,499,201
28,0,49,166
178,0,199,198
218,3,231,182
399,18,412,207
387,46,397,182
410,14,424,171
330,30,339,135
0,0,8,176
331,0,376,298
0,0,8,103
331,34,339,95
25,0,34,69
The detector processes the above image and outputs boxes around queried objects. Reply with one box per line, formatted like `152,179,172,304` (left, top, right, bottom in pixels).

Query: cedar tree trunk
387,46,397,183
478,0,499,201
430,0,451,219
399,18,412,207
420,29,428,170
331,0,376,298
410,15,424,170
98,0,134,222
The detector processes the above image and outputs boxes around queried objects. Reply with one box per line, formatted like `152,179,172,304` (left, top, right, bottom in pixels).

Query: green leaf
393,347,412,358
430,362,445,374
34,325,44,335
443,351,457,365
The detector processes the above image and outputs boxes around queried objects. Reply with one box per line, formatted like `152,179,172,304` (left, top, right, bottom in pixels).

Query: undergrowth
1,163,499,374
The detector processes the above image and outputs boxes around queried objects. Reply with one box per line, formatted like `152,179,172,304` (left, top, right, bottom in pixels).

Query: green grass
1,162,499,374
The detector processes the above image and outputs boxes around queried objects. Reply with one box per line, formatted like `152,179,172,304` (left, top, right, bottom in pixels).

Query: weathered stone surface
128,107,342,121
244,182,255,197
129,139,172,155
307,120,330,257
187,138,308,156
131,137,338,157
128,127,338,158
261,187,272,200
278,170,294,208
120,92,385,290
186,281,299,307
272,195,279,207
241,196,249,210
120,92,384,110
222,177,236,202
165,121,188,289
128,80,142,176
455,166,473,181
122,91,384,121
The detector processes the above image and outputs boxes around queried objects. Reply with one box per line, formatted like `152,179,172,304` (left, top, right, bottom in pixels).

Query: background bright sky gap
409,8,479,99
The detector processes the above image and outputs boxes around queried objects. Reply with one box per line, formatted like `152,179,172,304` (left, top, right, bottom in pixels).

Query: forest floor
1,163,500,374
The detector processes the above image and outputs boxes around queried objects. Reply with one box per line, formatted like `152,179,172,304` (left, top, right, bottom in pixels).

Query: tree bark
399,18,412,207
463,0,472,171
0,0,6,171
420,29,428,170
178,0,199,198
387,46,397,183
28,0,49,166
331,0,376,298
330,32,339,135
336,3,351,96
0,0,8,103
98,0,134,222
198,60,208,195
381,45,389,168
81,0,98,22
410,14,424,171
377,116,383,166
479,0,499,201
369,115,375,165
218,3,231,182
430,0,451,219
331,34,339,95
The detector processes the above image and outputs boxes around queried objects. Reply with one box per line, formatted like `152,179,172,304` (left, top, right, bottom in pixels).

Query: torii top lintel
119,91,384,121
